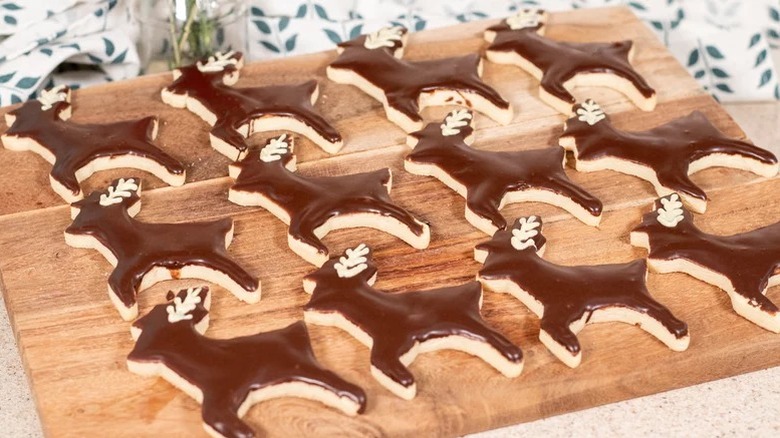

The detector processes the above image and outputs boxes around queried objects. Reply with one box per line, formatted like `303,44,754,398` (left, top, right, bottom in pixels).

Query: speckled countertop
1,100,779,437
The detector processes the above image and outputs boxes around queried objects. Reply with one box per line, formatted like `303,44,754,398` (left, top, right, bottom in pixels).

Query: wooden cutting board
1,6,778,437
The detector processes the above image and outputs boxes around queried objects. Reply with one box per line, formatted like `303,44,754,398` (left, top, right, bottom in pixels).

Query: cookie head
7,85,71,126
564,99,610,133
486,9,548,40
171,50,244,86
69,177,142,221
337,26,408,59
303,243,378,292
132,286,211,339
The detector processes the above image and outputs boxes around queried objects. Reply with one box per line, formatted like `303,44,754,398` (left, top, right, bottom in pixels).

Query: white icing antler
576,99,606,126
511,216,540,250
364,26,404,50
440,109,473,136
260,134,290,163
196,50,238,73
506,9,541,30
37,85,68,111
335,243,370,278
166,287,203,323
99,178,138,206
657,194,684,228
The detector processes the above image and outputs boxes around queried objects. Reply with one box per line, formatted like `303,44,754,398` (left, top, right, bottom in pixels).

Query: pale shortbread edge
631,230,780,332
478,276,689,368
404,159,600,235
304,309,522,400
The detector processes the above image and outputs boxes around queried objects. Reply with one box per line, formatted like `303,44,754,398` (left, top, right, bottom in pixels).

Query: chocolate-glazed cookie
1,85,185,202
303,244,523,400
129,286,366,438
476,216,689,368
485,9,656,113
405,109,602,234
632,193,780,332
162,51,342,160
328,26,512,132
228,134,430,266
64,177,259,320
559,99,778,213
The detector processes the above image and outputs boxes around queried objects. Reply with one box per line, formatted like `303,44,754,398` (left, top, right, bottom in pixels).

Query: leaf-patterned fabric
0,0,777,104
0,0,138,106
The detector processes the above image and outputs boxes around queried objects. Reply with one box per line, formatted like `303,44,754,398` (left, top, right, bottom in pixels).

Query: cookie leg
465,191,506,235
655,169,708,213
539,316,582,368
730,290,780,333
107,267,140,321
291,366,366,415
370,343,416,400
461,318,524,377
194,255,260,303
210,120,249,161
386,91,423,132
288,218,330,266
202,394,253,438
633,296,690,351
541,176,603,226
50,161,83,202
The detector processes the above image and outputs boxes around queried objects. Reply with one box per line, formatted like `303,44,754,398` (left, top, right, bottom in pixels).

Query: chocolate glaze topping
329,27,510,125
164,52,341,159
129,287,366,438
65,178,258,316
406,111,602,232
486,14,655,106
229,136,427,262
3,87,184,199
477,217,688,356
561,101,779,206
304,246,522,394
634,194,780,315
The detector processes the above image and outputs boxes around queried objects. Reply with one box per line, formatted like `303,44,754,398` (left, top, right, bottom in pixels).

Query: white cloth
246,0,780,102
0,0,138,105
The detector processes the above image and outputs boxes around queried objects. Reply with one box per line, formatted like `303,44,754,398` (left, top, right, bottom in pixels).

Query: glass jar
132,0,248,73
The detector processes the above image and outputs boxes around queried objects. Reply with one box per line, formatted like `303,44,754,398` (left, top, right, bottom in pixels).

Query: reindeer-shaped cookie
162,51,342,160
228,134,430,266
476,216,689,368
303,244,523,400
405,109,603,234
129,286,366,438
632,193,780,332
64,177,259,320
327,26,513,132
560,100,778,213
1,85,185,202
484,9,656,113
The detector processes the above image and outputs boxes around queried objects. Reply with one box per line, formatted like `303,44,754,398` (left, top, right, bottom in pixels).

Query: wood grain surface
1,6,778,437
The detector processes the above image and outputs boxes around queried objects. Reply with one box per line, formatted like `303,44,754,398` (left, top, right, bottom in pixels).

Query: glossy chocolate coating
562,103,778,202
407,117,602,231
304,248,522,392
230,143,426,258
486,21,655,105
65,179,258,310
477,217,688,355
330,28,510,124
130,287,366,438
4,93,183,197
165,53,340,158
634,196,780,312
